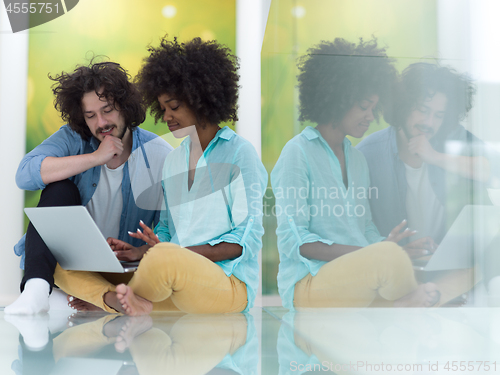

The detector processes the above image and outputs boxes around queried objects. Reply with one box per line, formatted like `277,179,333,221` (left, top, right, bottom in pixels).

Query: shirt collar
217,126,235,141
303,126,320,141
181,126,235,149
302,126,352,147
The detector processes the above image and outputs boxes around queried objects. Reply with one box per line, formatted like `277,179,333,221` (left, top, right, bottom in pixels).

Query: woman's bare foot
103,292,125,314
394,283,440,307
114,315,153,353
67,296,104,312
115,284,153,316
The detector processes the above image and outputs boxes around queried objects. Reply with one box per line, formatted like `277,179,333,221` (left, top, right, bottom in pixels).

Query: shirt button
92,183,97,187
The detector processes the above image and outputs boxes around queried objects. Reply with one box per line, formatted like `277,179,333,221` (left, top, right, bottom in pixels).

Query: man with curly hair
357,63,491,246
6,61,173,317
357,63,497,304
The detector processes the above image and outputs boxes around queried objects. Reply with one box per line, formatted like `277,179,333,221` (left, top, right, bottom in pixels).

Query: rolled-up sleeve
16,125,80,191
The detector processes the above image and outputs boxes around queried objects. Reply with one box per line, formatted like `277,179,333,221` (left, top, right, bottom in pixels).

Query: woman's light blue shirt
271,126,384,310
154,126,268,311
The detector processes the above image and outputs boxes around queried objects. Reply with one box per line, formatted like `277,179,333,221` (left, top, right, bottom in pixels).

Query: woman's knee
380,243,414,274
141,243,188,267
365,241,411,268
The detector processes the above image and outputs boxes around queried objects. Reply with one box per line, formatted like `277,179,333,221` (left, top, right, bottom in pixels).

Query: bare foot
67,296,104,312
114,315,153,353
394,283,440,307
115,284,153,317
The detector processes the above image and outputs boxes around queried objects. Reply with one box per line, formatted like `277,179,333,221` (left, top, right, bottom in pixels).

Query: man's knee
39,180,81,207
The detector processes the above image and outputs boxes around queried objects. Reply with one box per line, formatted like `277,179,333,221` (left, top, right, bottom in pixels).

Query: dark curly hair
297,37,397,126
49,60,146,140
386,62,475,131
135,36,239,125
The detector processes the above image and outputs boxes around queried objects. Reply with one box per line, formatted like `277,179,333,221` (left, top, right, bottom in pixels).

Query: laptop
413,205,500,271
25,206,139,273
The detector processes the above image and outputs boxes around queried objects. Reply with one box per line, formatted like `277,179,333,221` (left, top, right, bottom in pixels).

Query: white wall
236,0,272,311
236,0,271,158
0,2,28,306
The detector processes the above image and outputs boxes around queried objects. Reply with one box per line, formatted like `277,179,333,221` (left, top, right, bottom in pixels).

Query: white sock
4,278,50,315
48,288,73,312
4,314,50,350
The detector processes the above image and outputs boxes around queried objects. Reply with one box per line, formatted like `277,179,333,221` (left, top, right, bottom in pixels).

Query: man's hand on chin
408,135,440,165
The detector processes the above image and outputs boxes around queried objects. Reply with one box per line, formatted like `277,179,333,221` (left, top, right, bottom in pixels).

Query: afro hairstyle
297,37,397,126
135,36,240,126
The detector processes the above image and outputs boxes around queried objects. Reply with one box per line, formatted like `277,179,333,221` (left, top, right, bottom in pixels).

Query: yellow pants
53,314,248,375
293,242,418,308
54,243,248,314
130,314,248,375
293,241,476,308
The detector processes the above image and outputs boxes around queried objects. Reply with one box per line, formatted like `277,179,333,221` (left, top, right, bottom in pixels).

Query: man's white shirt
86,164,124,240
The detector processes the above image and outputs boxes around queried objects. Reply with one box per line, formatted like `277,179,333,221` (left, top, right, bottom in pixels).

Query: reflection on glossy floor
1,305,500,375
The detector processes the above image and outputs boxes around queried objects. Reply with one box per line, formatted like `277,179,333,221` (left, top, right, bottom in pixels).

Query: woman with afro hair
271,38,441,310
105,36,267,315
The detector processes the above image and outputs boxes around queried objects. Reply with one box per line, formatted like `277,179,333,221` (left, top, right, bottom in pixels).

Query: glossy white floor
1,300,500,375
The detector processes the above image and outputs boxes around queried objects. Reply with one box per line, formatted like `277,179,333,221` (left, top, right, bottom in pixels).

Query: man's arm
426,153,490,183
40,154,101,185
409,135,490,182
40,135,124,184
16,126,123,190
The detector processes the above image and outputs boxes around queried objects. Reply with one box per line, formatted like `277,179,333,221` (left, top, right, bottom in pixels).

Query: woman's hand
128,220,161,247
384,219,417,243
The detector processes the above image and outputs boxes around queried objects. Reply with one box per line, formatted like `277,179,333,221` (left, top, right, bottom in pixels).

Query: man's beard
96,124,128,140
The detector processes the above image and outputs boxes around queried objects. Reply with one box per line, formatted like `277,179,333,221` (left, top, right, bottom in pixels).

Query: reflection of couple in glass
273,37,490,309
